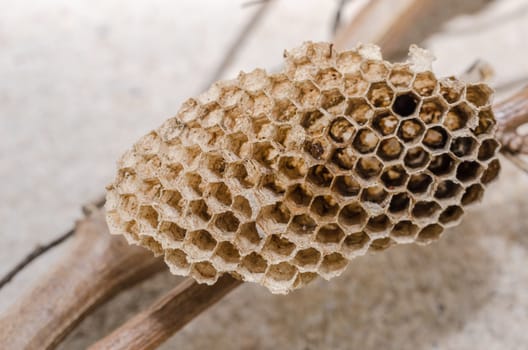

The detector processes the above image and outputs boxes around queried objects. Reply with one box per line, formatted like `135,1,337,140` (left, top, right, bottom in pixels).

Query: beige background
1,0,528,349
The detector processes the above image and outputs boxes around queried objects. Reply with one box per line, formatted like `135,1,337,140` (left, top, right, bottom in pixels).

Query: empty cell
214,241,241,265
139,236,164,255
191,261,218,283
372,111,399,136
417,224,444,243
228,162,257,189
252,115,274,140
271,99,298,122
269,75,298,100
232,195,252,219
296,80,321,108
439,205,464,225
224,132,250,158
466,84,493,108
434,180,462,199
135,131,162,155
165,249,190,273
319,253,348,276
253,93,273,116
456,161,482,182
343,73,370,97
407,173,432,194
478,139,499,161
183,172,204,197
342,231,370,252
278,156,308,180
338,202,367,229
329,117,356,143
336,50,362,74
286,183,313,207
398,119,425,143
319,89,346,114
389,65,414,88
383,192,410,213
257,202,291,229
439,78,464,103
404,146,431,169
214,211,240,233
288,214,317,237
119,194,139,217
188,199,212,223
361,185,388,204
391,221,419,238
187,230,217,255
377,137,404,161
266,262,297,282
461,184,484,205
413,71,437,96
218,85,248,108
137,205,159,230
450,137,477,158
293,248,322,268
392,92,419,117
293,272,319,289
316,224,345,244
253,142,278,168
444,103,473,131
353,128,380,153
240,252,268,274
345,98,374,125
307,164,334,187
361,59,389,81
303,139,328,160
236,222,263,252
367,82,394,108
202,153,227,179
311,195,340,218
381,165,408,188
138,179,162,201
159,221,186,242
332,175,361,197
300,109,328,137
159,163,184,188
314,68,343,90
275,125,296,149
366,214,391,233
355,156,383,179
332,146,358,170
428,153,456,176
412,201,441,218
419,98,447,124
473,109,496,136
208,182,232,207
423,126,449,150
481,159,500,184
369,237,393,251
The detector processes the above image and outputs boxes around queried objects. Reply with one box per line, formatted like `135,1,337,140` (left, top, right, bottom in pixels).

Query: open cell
353,128,380,154
372,111,399,136
367,82,394,108
355,156,383,180
392,92,419,117
332,175,361,197
338,202,367,229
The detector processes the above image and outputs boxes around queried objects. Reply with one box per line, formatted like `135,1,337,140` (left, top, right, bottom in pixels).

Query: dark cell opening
393,93,418,117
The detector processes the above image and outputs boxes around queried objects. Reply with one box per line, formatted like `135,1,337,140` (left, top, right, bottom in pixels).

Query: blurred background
1,0,528,349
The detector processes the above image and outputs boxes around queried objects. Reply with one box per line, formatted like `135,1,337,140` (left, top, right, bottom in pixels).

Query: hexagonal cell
439,205,464,226
413,71,437,96
336,50,362,73
208,182,232,207
224,132,250,159
314,68,343,90
419,98,447,124
218,85,249,108
366,214,391,233
293,248,322,270
412,201,441,219
203,126,225,150
450,136,478,158
293,272,318,289
256,202,291,234
165,249,190,274
428,153,456,176
343,73,370,97
328,117,356,143
381,165,408,189
285,183,313,207
235,222,263,254
159,221,186,243
404,146,431,170
253,93,273,116
186,229,217,258
478,139,500,161
319,253,348,278
331,146,357,171
361,185,388,205
367,82,394,108
360,59,389,81
332,175,361,197
275,125,299,149
303,138,331,161
137,205,159,231
342,231,370,255
191,261,218,284
416,224,444,244
444,103,474,131
388,64,414,89
481,159,500,184
316,224,345,246
389,192,410,214
392,92,419,117
137,179,162,202
456,161,482,182
232,195,252,219
369,237,393,251
398,118,425,143
473,109,496,136
253,141,278,169
188,199,212,224
407,173,432,194
227,162,257,189
138,236,163,255
434,180,463,200
439,78,464,104
306,164,334,187
372,111,399,136
423,126,449,150
337,202,366,229
353,128,380,153
466,83,493,108
202,152,227,180
214,211,240,235
240,252,268,275
296,80,320,108
252,115,274,139
377,138,404,162
345,97,375,125
391,221,419,239
266,262,297,283
310,195,339,218
355,156,383,180
262,234,296,261
268,74,297,100
119,194,139,219
278,156,308,180
182,172,204,199
461,183,484,206
270,99,298,123
213,241,241,266
159,162,184,189
288,213,317,238
300,109,328,137
319,89,347,114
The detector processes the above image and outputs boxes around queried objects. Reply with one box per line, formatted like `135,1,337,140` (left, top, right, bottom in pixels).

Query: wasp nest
105,42,500,294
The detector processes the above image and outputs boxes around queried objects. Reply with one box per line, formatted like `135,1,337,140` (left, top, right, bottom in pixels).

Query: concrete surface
1,0,528,349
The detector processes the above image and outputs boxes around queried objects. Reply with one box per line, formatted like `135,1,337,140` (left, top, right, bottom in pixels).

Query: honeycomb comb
105,42,500,294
